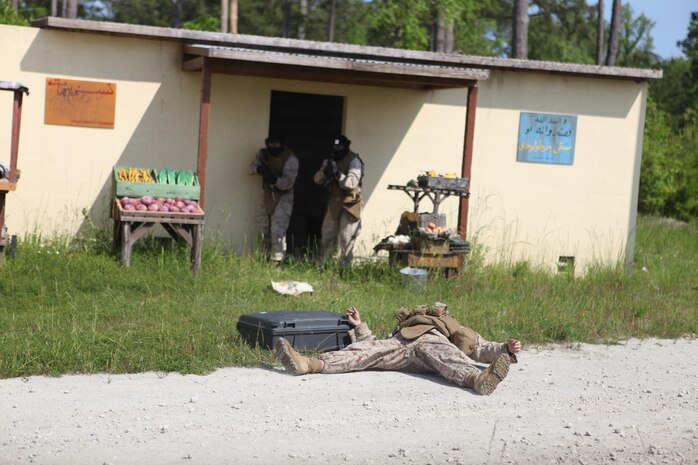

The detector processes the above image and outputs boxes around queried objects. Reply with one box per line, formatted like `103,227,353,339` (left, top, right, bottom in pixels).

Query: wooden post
9,89,24,183
457,84,478,240
197,59,212,208
230,0,238,34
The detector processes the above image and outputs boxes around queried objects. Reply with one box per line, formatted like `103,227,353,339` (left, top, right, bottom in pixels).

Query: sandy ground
2,337,697,465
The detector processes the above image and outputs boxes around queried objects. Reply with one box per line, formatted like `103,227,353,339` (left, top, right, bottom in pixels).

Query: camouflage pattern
314,152,364,268
249,148,299,262
319,322,509,388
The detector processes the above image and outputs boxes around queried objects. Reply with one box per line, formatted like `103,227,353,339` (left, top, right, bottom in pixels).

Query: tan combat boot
274,338,324,376
471,353,512,396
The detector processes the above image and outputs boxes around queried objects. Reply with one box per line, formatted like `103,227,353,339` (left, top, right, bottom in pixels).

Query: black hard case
237,310,352,352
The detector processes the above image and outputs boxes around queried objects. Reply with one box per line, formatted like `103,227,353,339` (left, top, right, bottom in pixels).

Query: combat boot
469,353,512,396
274,338,324,376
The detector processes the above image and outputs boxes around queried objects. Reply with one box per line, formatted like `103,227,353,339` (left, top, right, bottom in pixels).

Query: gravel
1,337,697,465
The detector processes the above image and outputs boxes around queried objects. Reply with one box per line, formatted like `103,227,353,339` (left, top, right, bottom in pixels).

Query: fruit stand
375,173,471,278
0,81,29,263
111,166,205,272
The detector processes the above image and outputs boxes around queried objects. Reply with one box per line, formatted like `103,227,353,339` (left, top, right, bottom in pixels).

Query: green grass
1,216,696,378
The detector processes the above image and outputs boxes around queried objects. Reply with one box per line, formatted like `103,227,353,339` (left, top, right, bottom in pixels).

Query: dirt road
2,337,697,465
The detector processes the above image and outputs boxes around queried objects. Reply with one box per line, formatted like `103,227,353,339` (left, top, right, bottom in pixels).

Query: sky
611,0,698,59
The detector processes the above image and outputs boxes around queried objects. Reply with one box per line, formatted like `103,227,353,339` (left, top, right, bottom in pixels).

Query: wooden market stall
111,167,205,273
375,175,471,278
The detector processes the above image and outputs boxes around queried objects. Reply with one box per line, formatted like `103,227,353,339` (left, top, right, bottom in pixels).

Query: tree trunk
61,0,67,17
283,0,291,38
327,0,336,42
433,8,446,52
596,0,605,65
230,0,238,34
512,0,529,59
67,0,78,19
606,0,621,66
298,0,307,40
51,0,58,16
221,0,229,32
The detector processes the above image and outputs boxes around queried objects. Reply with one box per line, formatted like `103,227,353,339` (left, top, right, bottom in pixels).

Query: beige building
0,18,661,273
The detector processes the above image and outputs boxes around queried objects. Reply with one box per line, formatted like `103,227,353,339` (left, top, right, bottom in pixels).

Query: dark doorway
268,90,344,260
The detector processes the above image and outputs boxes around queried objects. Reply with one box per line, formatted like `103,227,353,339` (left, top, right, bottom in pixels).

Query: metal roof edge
31,17,663,81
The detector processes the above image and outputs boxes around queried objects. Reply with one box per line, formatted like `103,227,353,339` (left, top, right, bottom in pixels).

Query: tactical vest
327,151,364,221
262,148,294,215
395,304,478,357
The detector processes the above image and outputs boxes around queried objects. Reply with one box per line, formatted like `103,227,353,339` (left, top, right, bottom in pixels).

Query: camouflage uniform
313,150,364,268
249,148,299,263
319,322,511,389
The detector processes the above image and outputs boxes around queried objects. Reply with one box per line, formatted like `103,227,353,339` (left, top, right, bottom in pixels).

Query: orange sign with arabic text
45,78,116,129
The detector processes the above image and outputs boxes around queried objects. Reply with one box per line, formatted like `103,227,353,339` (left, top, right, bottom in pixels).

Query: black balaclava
331,135,351,160
265,136,285,156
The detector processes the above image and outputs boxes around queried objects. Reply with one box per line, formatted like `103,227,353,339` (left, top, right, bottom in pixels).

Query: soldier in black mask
248,135,299,268
313,135,364,270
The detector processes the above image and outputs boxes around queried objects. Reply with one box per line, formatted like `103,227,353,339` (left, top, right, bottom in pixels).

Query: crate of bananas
417,170,468,191
113,166,200,201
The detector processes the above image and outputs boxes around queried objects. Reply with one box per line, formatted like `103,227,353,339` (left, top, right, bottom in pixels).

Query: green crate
112,166,200,200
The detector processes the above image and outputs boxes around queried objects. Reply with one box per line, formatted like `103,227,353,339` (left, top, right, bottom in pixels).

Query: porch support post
457,84,478,239
196,58,212,208
9,89,24,182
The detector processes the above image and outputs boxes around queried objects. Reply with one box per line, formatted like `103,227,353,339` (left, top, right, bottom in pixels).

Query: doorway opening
268,90,344,260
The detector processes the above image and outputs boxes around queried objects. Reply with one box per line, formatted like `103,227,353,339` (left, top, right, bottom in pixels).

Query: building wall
1,25,467,256
1,24,646,272
471,71,647,272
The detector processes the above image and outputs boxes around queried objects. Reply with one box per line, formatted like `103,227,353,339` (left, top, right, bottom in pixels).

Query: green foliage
527,0,597,64
183,15,219,31
365,0,431,50
0,1,29,25
638,96,683,215
1,217,696,377
615,4,658,68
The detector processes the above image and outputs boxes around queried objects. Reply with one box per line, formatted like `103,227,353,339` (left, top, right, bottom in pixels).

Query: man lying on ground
275,303,521,395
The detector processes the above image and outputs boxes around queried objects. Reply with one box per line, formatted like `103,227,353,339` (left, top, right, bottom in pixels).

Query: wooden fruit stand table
388,249,466,279
382,179,471,278
112,200,204,273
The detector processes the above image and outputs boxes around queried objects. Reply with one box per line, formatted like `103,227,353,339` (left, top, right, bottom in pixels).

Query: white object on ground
271,281,314,296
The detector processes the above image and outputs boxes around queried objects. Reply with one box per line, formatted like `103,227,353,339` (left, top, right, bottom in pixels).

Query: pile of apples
119,195,203,214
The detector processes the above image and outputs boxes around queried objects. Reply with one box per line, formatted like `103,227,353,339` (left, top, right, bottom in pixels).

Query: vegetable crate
419,213,447,228
417,175,468,190
112,166,200,200
412,234,450,254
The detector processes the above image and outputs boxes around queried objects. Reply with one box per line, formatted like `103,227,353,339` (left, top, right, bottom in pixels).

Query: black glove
323,160,339,180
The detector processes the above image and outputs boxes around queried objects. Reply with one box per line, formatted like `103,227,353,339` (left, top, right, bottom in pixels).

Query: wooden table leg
191,224,203,273
120,221,132,268
112,220,121,254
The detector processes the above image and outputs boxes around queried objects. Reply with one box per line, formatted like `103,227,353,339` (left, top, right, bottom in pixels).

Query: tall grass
1,216,696,378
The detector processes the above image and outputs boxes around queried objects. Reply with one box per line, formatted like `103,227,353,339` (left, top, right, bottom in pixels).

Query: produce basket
419,213,447,228
112,166,200,200
113,199,204,222
412,233,450,254
417,175,468,190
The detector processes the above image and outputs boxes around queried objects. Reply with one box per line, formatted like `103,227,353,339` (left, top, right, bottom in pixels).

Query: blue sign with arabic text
516,112,577,165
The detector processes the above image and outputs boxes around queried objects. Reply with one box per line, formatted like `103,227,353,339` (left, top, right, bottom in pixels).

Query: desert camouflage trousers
256,190,293,262
319,211,361,268
319,331,483,388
